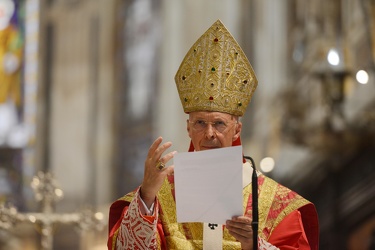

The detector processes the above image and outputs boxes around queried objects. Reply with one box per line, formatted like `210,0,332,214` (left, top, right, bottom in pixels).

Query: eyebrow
191,116,233,122
188,113,237,121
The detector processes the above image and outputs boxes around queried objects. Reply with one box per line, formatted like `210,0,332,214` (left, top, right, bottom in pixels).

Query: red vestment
108,173,319,249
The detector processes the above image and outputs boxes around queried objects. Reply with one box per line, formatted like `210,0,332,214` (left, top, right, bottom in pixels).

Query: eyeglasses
188,119,237,133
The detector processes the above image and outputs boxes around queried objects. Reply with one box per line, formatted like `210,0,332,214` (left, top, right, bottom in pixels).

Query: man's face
187,111,242,151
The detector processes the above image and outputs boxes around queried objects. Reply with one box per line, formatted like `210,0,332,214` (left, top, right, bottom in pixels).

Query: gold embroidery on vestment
258,176,278,239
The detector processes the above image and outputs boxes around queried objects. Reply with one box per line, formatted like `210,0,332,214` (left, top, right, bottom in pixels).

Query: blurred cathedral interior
0,0,374,249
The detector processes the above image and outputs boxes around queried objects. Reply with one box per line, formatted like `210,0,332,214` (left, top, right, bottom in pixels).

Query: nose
204,123,216,139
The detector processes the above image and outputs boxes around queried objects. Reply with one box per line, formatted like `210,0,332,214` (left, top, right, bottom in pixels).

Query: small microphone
244,156,258,250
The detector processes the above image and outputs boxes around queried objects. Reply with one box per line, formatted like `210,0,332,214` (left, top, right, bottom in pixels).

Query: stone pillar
242,0,289,177
40,0,115,212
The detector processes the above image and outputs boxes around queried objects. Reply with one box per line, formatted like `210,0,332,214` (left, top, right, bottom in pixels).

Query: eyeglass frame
187,119,238,133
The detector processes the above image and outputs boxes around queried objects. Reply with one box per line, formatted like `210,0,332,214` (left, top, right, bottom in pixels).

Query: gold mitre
175,20,258,116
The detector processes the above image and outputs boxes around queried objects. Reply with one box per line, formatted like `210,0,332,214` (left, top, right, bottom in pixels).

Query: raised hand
140,137,176,207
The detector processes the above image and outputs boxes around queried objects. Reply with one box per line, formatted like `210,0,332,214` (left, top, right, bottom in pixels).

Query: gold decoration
175,20,258,116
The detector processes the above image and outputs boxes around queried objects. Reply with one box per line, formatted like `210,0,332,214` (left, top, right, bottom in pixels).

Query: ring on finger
156,160,166,170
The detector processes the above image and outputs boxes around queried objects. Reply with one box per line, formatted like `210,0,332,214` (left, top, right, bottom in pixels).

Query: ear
232,121,242,142
186,119,192,139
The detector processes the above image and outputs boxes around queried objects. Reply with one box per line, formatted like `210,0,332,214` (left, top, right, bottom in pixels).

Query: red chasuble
108,172,319,250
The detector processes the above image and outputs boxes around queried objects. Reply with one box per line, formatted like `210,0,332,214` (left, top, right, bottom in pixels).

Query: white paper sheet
174,146,243,225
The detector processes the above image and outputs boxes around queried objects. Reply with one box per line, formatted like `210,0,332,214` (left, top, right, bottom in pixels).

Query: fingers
159,150,176,169
145,137,177,174
226,216,253,241
230,216,252,227
148,137,173,163
147,137,162,158
226,217,253,249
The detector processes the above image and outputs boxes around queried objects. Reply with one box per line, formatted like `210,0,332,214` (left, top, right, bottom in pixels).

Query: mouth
201,145,220,150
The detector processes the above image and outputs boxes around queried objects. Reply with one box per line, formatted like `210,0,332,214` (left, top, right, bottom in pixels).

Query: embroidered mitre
175,19,258,116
